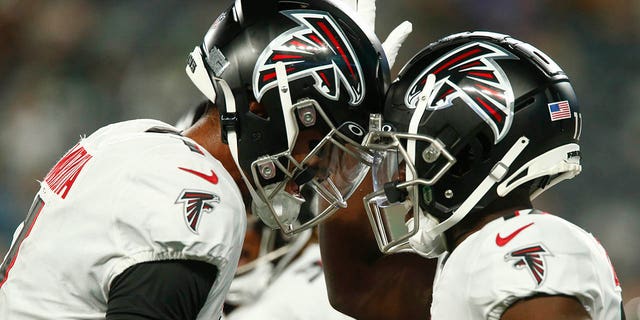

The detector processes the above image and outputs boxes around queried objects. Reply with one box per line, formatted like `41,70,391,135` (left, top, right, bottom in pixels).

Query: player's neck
183,109,224,158
446,191,532,251
182,108,246,194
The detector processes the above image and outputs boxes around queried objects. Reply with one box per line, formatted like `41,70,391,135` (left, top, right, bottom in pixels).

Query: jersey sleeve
106,260,218,320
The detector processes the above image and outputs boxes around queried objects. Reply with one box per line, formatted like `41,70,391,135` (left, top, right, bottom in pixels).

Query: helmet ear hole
249,101,270,119
475,132,492,161
515,96,535,112
247,88,270,120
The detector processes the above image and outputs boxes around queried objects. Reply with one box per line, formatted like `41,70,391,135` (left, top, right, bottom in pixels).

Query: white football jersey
226,244,354,320
0,119,246,320
430,210,623,319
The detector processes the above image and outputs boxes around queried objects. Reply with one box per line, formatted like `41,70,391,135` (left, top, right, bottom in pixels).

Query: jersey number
0,196,45,288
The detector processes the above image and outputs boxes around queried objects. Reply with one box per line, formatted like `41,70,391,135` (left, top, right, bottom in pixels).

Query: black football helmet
186,0,390,234
363,31,582,256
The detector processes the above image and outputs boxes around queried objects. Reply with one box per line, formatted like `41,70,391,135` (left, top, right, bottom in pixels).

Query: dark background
1,0,638,308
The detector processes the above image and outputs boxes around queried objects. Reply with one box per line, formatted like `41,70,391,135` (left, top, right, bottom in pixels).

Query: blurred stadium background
1,0,638,310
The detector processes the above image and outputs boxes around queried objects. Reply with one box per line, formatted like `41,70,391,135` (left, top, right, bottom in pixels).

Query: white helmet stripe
275,62,297,149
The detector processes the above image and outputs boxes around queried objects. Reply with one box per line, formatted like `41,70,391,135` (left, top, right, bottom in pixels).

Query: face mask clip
296,102,317,127
256,159,277,180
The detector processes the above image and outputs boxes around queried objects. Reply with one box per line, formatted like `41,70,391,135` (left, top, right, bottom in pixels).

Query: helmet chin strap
214,74,265,208
413,136,530,257
184,45,264,207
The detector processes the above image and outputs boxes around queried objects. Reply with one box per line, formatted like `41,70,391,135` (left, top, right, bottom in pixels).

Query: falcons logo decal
253,10,365,106
405,41,518,143
505,244,552,286
176,190,220,233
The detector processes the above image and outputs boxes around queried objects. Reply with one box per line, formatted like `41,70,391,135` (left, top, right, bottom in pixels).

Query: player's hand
341,0,413,68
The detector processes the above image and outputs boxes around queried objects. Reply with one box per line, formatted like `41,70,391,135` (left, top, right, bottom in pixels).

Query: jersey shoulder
461,211,612,282
78,120,246,272
490,211,594,252
81,119,241,200
441,211,622,319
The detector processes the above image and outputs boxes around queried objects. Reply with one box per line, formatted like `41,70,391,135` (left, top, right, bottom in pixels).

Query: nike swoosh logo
179,167,219,185
496,222,534,247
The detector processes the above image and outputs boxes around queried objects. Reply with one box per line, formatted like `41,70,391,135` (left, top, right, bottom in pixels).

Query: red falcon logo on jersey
405,41,518,143
176,190,220,233
253,10,365,106
505,244,551,286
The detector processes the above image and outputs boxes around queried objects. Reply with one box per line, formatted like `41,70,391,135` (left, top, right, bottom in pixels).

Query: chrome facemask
250,98,375,235
205,60,376,235
363,130,455,254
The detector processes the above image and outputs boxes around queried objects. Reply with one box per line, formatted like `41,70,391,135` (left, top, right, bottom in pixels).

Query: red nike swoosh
179,167,218,185
496,222,534,247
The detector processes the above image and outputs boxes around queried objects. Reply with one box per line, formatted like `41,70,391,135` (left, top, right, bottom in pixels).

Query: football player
0,111,246,319
180,1,416,318
361,31,625,319
0,0,392,319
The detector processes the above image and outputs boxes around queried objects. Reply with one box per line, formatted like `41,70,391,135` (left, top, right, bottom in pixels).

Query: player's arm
501,294,591,320
319,178,436,320
106,260,218,320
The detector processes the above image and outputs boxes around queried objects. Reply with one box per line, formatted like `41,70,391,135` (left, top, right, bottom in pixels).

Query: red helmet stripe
307,34,325,46
319,71,331,86
457,60,483,70
468,71,496,80
433,48,482,75
317,21,356,80
272,54,303,60
475,97,503,123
